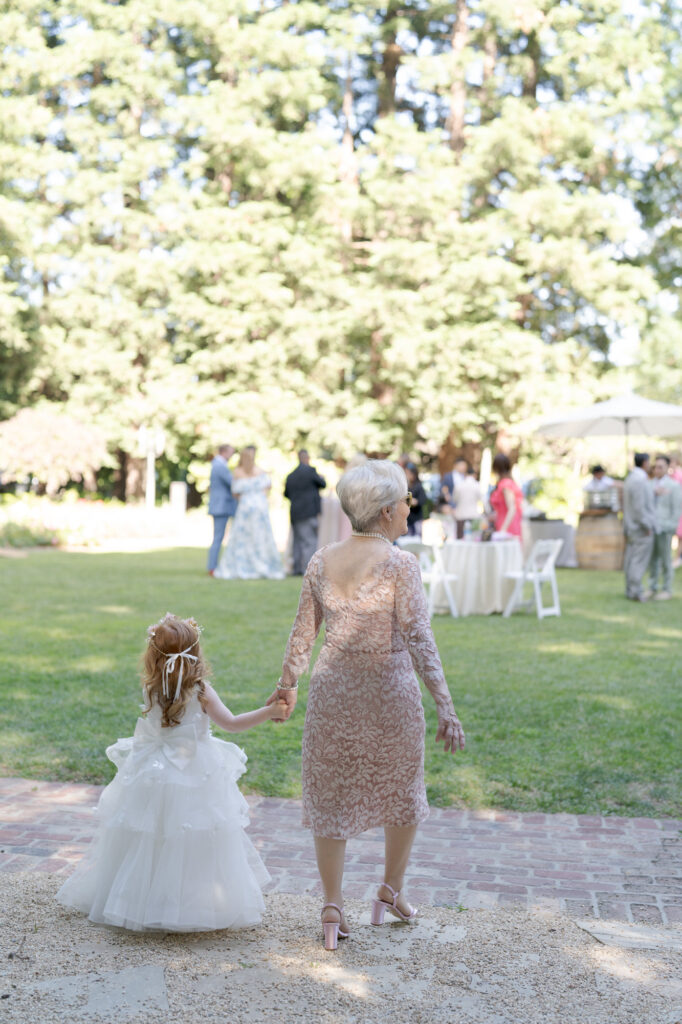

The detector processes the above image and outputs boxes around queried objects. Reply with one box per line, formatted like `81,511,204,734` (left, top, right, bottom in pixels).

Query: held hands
266,684,297,723
436,713,465,755
268,699,291,722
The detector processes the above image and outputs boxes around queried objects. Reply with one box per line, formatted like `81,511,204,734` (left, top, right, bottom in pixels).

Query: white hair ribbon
161,645,198,702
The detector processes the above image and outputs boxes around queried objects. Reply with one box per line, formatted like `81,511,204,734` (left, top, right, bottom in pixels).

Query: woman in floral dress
215,446,283,580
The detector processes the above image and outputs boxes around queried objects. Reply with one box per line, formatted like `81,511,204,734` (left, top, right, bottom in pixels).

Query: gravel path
2,874,681,1024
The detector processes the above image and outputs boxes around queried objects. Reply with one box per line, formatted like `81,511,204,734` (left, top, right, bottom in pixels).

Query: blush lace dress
281,545,457,839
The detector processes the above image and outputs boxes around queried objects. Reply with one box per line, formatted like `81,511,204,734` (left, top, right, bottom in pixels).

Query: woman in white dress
215,446,284,580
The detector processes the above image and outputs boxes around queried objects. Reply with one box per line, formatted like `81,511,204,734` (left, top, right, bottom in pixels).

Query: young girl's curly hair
142,613,210,728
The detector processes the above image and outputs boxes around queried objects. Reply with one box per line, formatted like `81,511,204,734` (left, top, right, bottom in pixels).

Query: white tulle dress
56,691,270,932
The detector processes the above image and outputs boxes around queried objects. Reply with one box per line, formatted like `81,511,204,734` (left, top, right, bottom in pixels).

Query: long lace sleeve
280,558,324,685
394,553,457,719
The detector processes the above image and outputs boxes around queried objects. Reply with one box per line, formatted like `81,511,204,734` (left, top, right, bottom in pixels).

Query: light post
138,425,166,510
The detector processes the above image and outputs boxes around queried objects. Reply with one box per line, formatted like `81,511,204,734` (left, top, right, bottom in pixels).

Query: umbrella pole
624,418,630,475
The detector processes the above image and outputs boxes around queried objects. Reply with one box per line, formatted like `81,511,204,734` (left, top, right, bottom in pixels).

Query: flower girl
57,613,288,932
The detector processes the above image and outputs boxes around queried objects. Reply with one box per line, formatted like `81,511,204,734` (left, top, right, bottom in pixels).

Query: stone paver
27,964,169,1016
1,777,680,925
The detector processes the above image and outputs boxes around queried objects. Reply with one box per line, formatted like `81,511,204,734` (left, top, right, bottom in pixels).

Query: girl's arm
202,682,288,733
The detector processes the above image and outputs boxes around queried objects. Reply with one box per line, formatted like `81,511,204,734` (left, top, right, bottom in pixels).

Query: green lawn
2,548,680,818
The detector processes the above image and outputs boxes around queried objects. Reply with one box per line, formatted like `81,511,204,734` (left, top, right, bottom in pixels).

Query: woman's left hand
436,714,465,754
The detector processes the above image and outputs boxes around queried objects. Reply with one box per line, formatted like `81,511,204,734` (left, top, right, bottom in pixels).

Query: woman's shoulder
306,543,338,576
392,545,420,574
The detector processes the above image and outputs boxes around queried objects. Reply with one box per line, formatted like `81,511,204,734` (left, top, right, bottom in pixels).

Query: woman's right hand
436,713,465,754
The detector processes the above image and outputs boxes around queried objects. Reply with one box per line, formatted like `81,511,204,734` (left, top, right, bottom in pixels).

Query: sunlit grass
535,641,597,656
1,548,680,816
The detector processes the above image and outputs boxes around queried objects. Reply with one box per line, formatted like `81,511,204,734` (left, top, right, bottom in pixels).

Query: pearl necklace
351,531,392,545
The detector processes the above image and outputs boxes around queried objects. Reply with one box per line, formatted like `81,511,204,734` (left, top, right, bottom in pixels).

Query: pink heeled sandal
371,884,418,925
321,902,349,950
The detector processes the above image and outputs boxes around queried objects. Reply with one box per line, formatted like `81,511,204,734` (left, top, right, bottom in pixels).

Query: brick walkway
1,777,680,927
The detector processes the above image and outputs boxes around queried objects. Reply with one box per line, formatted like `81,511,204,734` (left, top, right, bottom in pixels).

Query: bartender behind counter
584,464,619,511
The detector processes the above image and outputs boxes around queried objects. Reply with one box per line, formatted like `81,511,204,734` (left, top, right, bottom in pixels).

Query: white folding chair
400,540,459,618
503,539,564,619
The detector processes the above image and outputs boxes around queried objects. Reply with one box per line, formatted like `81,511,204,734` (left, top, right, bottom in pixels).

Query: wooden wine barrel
575,512,625,570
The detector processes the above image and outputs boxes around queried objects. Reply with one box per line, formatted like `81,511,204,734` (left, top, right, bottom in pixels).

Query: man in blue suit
207,443,236,575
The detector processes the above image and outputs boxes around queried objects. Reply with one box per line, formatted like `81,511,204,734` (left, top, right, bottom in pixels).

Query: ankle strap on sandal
321,902,343,915
380,884,399,905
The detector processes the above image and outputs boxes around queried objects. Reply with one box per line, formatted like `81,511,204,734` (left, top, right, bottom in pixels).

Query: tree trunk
125,457,146,500
378,1,402,117
369,328,393,405
481,27,497,123
522,30,540,101
114,448,127,502
379,40,401,116
447,0,468,155
221,15,239,85
340,62,357,188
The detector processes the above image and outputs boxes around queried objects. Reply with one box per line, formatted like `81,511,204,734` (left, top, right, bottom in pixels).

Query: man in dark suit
207,443,236,575
284,450,326,575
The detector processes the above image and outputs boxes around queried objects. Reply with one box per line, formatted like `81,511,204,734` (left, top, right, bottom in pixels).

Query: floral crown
147,612,203,655
146,613,203,701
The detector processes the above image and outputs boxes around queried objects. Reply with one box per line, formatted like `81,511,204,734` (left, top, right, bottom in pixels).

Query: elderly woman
268,460,465,950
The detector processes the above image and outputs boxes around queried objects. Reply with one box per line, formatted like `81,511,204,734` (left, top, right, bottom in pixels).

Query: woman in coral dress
489,452,524,538
267,460,465,949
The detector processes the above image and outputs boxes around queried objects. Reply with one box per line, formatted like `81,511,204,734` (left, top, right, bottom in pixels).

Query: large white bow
131,715,197,772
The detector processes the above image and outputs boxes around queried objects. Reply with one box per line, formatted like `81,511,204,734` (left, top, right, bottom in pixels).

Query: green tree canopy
0,0,676,490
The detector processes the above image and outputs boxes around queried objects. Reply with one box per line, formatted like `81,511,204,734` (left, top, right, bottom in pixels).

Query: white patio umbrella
536,392,682,472
535,392,682,441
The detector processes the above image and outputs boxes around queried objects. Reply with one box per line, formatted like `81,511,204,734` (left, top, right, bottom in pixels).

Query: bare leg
314,836,349,931
379,824,418,916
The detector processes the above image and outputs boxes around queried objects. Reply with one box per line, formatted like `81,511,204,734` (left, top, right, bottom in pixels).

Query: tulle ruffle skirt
56,727,270,932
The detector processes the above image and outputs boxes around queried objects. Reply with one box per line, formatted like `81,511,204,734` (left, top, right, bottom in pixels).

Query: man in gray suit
645,454,682,600
622,452,655,601
207,443,236,575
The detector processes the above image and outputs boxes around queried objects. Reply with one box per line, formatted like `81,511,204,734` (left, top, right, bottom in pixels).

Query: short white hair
336,460,407,532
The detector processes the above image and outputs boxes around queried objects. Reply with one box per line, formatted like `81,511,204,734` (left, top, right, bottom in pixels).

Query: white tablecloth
434,539,523,616
527,519,577,568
